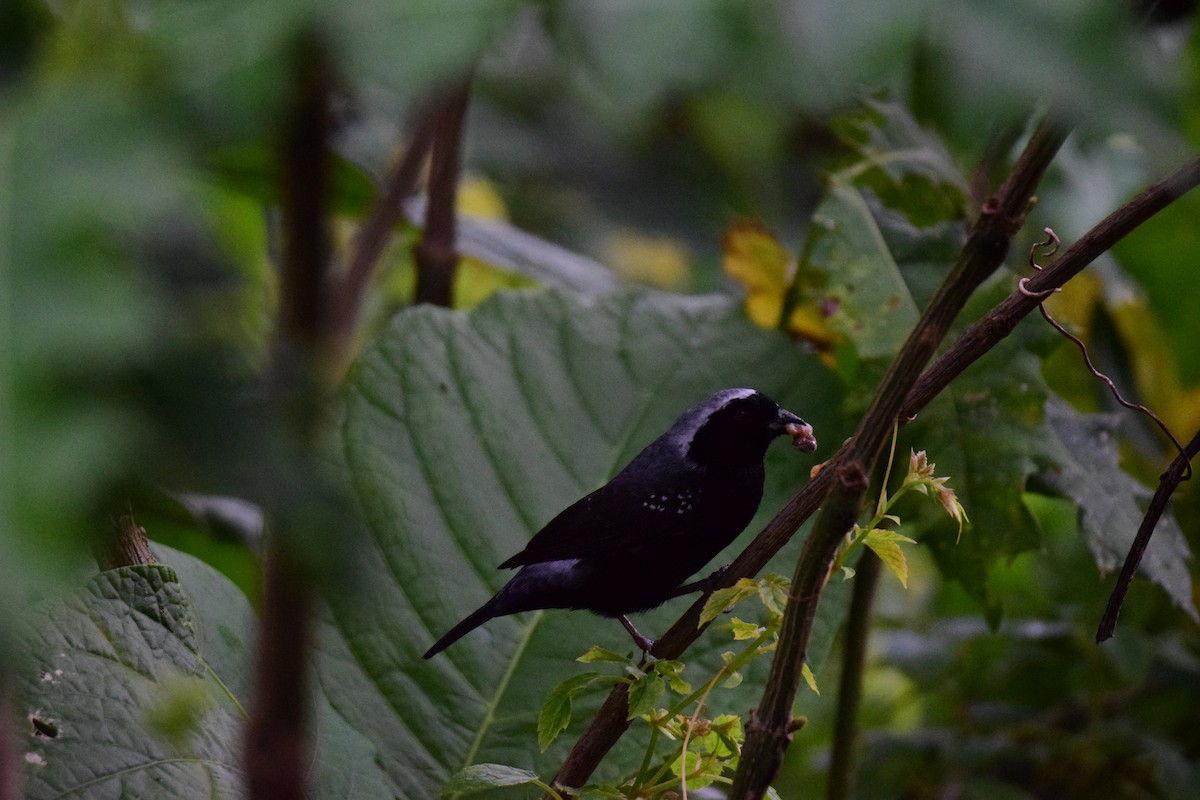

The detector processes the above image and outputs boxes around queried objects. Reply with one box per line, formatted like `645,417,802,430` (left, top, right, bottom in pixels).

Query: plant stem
94,510,154,571
1097,427,1200,641
825,549,881,800
413,77,472,307
901,153,1200,419
0,673,17,800
244,32,331,800
329,103,437,351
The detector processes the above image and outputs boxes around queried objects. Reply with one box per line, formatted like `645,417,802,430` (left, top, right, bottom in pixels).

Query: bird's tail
422,599,500,659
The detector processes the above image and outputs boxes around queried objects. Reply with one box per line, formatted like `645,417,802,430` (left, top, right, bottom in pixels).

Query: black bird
423,388,816,658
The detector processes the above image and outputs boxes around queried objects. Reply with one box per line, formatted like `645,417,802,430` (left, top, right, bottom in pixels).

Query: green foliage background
4,1,1200,799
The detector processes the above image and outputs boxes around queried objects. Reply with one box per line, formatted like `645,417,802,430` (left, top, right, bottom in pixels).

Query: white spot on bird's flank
40,673,52,683
25,752,46,767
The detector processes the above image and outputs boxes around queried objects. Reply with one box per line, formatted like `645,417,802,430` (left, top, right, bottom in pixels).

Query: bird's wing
498,478,702,567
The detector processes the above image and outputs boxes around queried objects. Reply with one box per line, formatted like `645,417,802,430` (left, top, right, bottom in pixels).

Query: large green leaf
17,562,246,800
16,545,400,800
795,100,967,376
1038,398,1197,621
326,288,846,796
909,288,1054,620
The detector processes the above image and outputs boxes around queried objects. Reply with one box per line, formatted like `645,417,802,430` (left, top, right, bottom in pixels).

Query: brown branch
902,153,1200,419
328,108,437,347
0,674,18,800
547,119,1069,797
94,510,154,571
413,78,472,307
1097,428,1200,642
825,549,882,800
244,34,331,800
729,118,1068,800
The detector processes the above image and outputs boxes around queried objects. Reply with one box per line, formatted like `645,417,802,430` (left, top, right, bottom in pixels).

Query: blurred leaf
798,179,921,362
1038,398,1198,621
440,763,541,796
723,219,792,328
453,255,540,309
324,288,846,793
17,565,244,799
406,195,621,292
832,100,969,227
1114,185,1200,389
604,229,691,291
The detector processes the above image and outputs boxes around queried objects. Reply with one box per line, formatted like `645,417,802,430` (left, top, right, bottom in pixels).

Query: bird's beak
774,409,817,452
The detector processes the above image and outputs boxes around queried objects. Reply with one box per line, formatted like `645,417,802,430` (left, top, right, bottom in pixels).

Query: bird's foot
618,614,656,656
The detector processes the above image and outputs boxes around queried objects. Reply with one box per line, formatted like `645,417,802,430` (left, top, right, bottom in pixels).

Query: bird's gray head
667,388,816,467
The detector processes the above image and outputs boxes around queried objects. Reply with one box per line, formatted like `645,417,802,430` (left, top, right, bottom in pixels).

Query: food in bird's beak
785,421,817,452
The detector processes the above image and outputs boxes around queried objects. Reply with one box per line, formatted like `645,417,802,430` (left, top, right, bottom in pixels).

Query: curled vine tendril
1020,227,1191,481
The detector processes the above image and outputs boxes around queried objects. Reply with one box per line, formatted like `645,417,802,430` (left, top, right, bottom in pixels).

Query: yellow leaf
605,230,691,290
722,220,791,328
785,301,841,353
457,176,509,221
801,662,820,695
864,536,909,589
453,256,538,309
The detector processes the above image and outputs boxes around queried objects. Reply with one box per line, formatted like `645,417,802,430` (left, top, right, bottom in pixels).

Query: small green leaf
801,662,820,695
671,749,722,791
653,660,692,695
840,566,857,580
440,763,541,796
756,573,791,617
627,672,666,720
538,673,602,751
576,645,630,664
722,670,744,689
699,578,759,625
729,617,766,640
864,528,917,544
865,536,910,588
704,715,743,757
572,784,629,799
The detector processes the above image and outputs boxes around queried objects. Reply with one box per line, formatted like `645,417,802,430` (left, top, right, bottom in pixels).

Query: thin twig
825,550,881,800
329,108,437,347
414,78,472,307
901,154,1200,419
1097,428,1200,641
1019,228,1191,477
